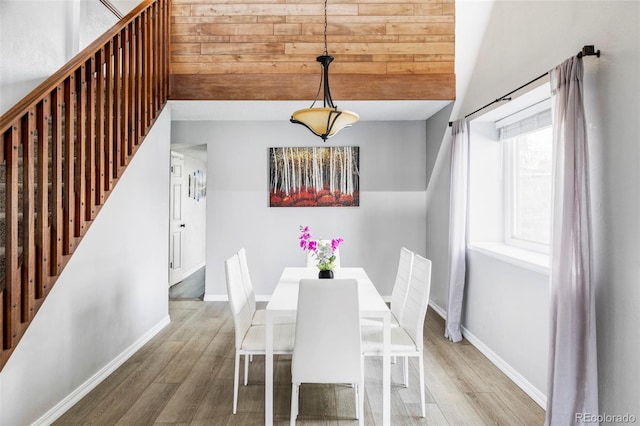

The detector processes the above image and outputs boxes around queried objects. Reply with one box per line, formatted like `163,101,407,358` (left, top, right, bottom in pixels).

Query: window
504,126,553,253
496,98,553,253
468,84,553,271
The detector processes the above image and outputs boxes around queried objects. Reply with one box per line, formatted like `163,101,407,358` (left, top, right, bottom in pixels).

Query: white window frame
503,127,552,254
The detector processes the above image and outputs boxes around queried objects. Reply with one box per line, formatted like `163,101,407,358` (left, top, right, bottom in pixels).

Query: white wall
170,120,431,299
0,0,119,115
427,0,640,415
0,108,171,425
424,104,453,310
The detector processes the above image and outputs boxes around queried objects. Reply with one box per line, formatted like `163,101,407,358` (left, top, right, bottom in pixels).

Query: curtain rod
448,45,600,127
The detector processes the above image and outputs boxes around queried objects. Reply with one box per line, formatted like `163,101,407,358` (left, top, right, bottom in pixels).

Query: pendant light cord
323,0,328,55
310,0,329,107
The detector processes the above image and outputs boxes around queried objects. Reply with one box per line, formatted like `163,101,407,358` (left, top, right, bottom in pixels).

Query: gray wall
0,109,171,425
171,120,431,299
424,104,453,312
426,0,640,414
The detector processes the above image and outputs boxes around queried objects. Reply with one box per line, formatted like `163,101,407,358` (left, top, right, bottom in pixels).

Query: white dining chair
361,254,432,417
237,247,295,326
305,239,341,268
290,279,364,425
362,246,414,328
237,247,257,317
225,253,295,414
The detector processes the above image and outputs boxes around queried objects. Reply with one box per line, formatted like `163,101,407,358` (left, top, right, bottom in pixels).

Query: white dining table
265,267,391,425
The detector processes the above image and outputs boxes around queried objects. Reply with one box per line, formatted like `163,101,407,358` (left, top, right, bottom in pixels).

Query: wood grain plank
154,317,224,384
169,73,456,100
53,360,143,423
115,382,179,425
190,4,357,17
387,61,454,74
358,3,414,16
464,391,527,426
73,341,183,425
285,14,455,24
173,15,259,24
386,22,454,35
224,34,399,43
274,23,301,36
200,42,284,55
456,345,546,425
188,356,237,423
155,354,227,423
286,41,454,55
170,61,387,75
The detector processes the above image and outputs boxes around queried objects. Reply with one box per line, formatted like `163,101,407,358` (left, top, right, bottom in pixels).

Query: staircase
0,0,169,371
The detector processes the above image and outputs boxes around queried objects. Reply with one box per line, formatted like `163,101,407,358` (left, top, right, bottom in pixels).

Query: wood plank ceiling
169,0,455,101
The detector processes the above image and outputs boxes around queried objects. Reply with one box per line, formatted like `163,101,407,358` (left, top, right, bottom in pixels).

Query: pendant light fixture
290,0,359,141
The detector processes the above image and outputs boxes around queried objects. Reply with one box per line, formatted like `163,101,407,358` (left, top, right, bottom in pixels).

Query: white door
169,152,185,285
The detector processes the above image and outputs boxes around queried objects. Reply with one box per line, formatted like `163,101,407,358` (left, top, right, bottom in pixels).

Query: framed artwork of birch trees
269,146,360,207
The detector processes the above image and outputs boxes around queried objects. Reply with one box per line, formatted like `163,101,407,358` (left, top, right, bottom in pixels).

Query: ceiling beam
169,73,456,101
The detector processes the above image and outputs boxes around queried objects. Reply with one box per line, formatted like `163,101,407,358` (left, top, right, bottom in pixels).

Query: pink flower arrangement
299,226,343,271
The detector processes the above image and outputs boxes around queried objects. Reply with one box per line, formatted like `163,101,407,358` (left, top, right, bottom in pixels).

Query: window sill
468,242,550,275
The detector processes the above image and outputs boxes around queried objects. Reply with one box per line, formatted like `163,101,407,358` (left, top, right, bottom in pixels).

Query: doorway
169,144,207,300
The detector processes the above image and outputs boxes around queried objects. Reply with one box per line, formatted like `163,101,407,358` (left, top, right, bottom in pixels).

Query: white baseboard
203,294,271,302
429,300,447,319
460,326,547,408
427,299,546,409
203,294,227,301
32,315,171,426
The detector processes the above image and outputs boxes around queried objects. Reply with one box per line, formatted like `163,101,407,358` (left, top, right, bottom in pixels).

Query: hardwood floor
169,267,205,300
54,301,545,425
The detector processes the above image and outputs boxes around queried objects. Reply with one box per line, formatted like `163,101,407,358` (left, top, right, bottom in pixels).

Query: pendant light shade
290,3,358,141
291,106,359,140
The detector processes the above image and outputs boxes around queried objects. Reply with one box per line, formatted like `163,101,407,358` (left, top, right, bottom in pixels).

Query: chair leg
403,356,409,388
358,381,364,426
233,351,240,414
244,354,249,385
354,383,359,419
290,383,298,425
418,353,426,417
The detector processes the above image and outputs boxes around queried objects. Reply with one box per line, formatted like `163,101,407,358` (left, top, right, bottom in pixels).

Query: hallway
169,266,205,301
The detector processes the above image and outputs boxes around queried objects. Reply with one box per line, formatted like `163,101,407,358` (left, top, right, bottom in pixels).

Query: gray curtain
445,119,469,343
546,55,598,425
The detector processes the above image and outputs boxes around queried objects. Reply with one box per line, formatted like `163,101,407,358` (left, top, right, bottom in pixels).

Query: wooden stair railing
0,0,169,371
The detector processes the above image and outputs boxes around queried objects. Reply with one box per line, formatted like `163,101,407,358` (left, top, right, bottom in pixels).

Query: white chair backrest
400,254,432,349
305,240,341,268
292,279,361,384
237,247,256,314
390,247,414,323
225,253,252,349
